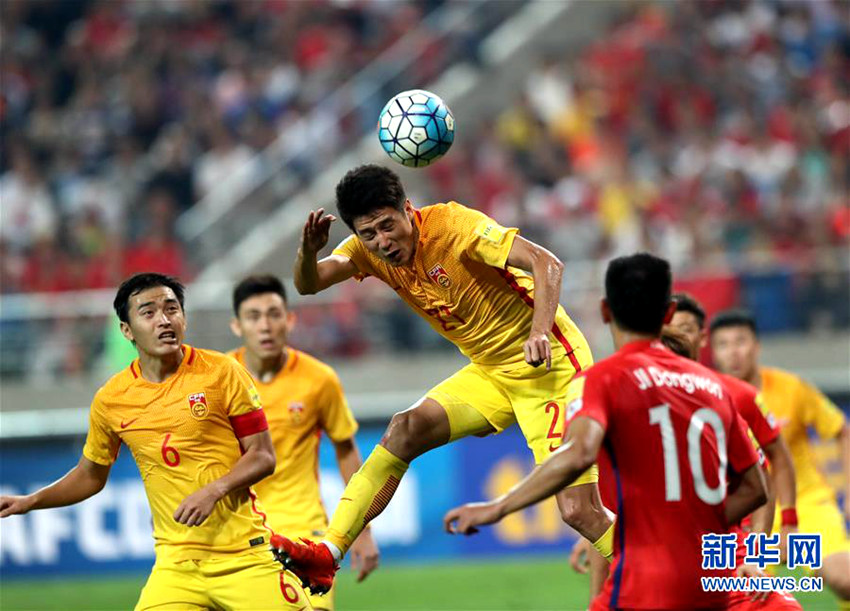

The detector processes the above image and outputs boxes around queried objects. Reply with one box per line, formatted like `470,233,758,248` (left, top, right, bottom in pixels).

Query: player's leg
274,364,512,592
205,551,313,610
503,349,614,558
797,498,850,603
134,559,209,611
322,363,511,557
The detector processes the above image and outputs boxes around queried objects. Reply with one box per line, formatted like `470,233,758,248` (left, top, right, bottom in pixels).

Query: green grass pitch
0,556,838,610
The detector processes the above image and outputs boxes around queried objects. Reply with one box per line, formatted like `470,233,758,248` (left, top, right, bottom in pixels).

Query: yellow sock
325,445,408,555
591,522,615,562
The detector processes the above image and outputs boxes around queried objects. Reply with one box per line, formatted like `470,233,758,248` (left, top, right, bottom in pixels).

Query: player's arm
802,381,849,519
333,437,380,581
0,456,110,517
444,416,604,534
173,430,276,527
505,235,564,370
746,463,775,534
761,437,798,549
725,463,769,526
294,208,358,294
840,423,850,521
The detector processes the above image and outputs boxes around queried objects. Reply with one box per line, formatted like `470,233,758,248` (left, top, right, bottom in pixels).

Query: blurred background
1,0,848,609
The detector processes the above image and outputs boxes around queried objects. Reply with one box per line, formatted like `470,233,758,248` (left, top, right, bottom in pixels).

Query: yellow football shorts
135,550,312,610
427,339,595,476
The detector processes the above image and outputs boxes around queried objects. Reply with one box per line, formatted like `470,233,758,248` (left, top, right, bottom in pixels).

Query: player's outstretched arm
294,208,358,294
505,236,564,370
725,463,768,527
444,417,604,535
0,456,110,517
173,430,276,527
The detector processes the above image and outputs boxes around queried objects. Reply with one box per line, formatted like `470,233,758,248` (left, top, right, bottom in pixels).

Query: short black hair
709,308,758,336
233,274,287,316
672,292,706,329
605,253,672,334
661,326,695,359
336,164,406,230
114,273,185,324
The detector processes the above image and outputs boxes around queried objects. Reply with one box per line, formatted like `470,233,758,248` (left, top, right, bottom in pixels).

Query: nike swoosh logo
120,418,139,429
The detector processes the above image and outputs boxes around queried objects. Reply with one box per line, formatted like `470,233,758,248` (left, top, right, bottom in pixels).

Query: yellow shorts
427,340,595,475
135,550,312,610
773,496,850,560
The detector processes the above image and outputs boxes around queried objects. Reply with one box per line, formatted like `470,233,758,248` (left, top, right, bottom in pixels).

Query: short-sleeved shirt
332,201,586,367
83,345,271,561
565,340,759,610
230,347,358,534
760,367,846,502
720,372,780,451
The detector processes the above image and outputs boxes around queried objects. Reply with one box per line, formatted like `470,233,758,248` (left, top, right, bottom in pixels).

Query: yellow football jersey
83,345,273,561
760,366,846,503
230,348,358,535
332,201,586,368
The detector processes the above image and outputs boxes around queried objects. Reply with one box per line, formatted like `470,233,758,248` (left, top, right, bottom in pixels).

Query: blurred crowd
1,0,848,378
425,0,849,269
0,0,458,294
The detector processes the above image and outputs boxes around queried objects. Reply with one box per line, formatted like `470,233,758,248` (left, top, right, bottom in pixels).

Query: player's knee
823,552,850,599
558,496,588,530
381,411,429,462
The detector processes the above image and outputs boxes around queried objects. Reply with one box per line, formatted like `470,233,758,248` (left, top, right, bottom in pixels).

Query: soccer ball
377,89,455,168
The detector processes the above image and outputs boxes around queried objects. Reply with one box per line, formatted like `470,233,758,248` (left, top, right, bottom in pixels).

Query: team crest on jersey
188,392,209,419
289,402,305,424
427,264,451,288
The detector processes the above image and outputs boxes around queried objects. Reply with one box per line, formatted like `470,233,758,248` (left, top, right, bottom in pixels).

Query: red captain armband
781,507,799,527
229,410,269,438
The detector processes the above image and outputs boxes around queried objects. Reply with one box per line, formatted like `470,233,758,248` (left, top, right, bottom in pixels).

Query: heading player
0,273,310,610
277,164,610,593
444,253,768,610
229,274,379,611
710,309,850,606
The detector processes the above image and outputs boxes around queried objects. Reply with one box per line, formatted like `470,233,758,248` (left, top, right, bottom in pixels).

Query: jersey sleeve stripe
230,410,269,438
497,268,582,371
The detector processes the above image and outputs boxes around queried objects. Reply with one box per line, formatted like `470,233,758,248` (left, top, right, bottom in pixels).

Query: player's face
711,326,759,380
353,201,417,266
232,293,292,359
670,311,706,356
122,286,186,358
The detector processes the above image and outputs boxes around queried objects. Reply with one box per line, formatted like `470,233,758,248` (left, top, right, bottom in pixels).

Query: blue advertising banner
0,425,581,579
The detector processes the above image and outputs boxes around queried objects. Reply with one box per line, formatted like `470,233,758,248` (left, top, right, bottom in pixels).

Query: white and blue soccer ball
377,89,455,168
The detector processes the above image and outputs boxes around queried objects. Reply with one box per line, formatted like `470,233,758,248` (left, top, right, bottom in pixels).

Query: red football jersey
719,372,780,450
565,339,759,610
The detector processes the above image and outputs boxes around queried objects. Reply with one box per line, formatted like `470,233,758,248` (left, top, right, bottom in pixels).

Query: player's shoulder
226,346,245,365
94,366,138,404
334,233,362,254
190,346,242,374
761,366,802,390
718,371,757,399
290,348,339,383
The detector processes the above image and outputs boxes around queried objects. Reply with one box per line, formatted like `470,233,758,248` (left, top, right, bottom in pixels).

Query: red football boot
271,534,338,595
